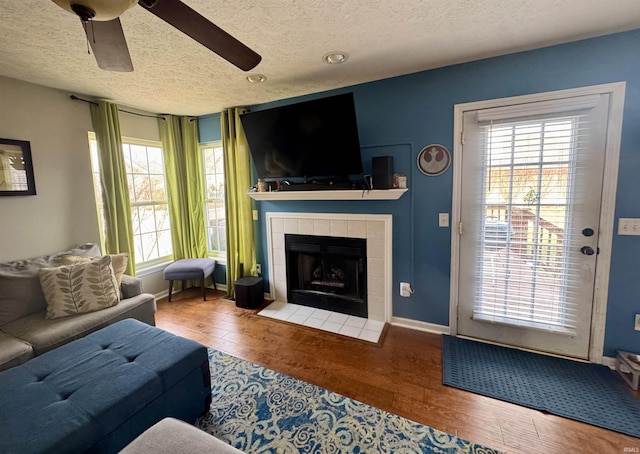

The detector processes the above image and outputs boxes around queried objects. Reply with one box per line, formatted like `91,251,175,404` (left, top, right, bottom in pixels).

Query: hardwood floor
156,288,639,454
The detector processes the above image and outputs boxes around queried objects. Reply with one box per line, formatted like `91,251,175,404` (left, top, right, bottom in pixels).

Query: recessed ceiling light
246,74,266,83
323,52,348,65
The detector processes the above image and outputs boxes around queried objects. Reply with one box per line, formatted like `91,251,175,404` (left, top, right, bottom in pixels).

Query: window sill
208,254,226,266
135,261,171,277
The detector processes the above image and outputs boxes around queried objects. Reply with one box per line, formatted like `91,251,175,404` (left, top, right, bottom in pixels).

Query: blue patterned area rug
442,335,640,439
197,349,500,453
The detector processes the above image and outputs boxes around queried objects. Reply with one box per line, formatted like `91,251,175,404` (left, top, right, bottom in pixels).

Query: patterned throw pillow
39,255,119,320
61,253,128,298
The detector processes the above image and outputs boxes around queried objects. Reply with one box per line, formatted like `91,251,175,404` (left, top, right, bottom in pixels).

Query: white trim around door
449,82,626,363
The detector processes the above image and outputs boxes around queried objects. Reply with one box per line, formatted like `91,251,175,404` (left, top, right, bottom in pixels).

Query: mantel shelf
246,188,408,201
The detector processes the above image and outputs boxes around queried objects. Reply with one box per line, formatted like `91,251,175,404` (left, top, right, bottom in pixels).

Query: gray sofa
0,244,156,372
120,418,243,454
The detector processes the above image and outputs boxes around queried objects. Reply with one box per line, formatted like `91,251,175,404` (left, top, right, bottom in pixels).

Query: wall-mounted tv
240,93,363,180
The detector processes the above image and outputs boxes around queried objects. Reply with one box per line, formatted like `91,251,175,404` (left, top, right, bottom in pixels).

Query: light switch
439,213,449,227
252,210,259,221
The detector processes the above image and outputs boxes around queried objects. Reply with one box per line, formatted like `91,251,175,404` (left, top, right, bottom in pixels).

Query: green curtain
90,101,136,276
221,108,257,297
159,115,209,288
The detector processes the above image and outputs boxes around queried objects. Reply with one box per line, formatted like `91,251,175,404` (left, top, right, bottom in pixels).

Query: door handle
580,246,595,256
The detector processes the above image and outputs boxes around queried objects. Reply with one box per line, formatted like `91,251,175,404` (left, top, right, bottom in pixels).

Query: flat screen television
240,93,363,180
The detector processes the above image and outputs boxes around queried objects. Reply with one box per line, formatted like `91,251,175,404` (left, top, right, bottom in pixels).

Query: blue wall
198,113,221,143
200,30,640,358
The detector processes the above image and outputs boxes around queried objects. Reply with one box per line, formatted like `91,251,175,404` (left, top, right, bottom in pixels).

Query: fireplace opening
285,234,367,318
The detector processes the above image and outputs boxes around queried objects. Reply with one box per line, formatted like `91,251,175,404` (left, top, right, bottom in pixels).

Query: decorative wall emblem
417,144,451,176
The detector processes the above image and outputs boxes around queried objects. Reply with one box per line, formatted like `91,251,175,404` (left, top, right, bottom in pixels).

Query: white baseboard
390,316,450,335
151,292,620,368
155,289,169,300
601,356,617,369
155,283,226,301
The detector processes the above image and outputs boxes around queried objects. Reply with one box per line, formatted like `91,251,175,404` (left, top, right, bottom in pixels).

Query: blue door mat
441,335,640,438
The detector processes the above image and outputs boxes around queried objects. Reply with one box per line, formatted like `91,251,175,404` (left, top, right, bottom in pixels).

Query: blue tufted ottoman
0,319,211,454
163,258,216,302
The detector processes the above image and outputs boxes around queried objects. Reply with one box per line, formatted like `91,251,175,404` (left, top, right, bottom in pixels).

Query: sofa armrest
120,275,144,299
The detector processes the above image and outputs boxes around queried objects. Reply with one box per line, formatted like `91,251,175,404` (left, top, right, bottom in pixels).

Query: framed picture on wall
0,138,36,196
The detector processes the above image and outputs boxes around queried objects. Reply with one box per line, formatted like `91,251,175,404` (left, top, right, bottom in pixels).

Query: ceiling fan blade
139,0,261,71
83,18,134,72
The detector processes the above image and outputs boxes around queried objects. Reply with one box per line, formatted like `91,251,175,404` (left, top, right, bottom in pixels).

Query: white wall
0,76,176,296
119,109,161,142
0,76,99,261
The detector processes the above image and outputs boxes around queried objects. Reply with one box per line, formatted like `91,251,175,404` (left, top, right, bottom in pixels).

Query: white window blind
475,94,602,122
470,99,601,334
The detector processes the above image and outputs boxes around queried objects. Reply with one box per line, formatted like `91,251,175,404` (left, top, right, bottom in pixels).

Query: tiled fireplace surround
263,212,392,338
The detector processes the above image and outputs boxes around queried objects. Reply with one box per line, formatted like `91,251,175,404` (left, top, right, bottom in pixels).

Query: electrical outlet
618,218,640,235
400,282,412,297
635,313,640,331
255,264,261,275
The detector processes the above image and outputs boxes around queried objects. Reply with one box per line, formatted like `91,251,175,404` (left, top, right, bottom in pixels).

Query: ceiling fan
51,0,261,72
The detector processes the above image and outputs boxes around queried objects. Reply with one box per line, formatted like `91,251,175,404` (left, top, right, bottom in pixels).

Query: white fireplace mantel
265,212,393,323
248,189,407,201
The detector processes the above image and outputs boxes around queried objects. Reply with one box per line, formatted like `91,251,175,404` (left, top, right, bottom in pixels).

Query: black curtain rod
69,95,164,119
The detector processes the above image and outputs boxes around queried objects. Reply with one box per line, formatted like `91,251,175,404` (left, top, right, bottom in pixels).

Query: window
89,134,173,267
201,143,226,256
475,116,577,330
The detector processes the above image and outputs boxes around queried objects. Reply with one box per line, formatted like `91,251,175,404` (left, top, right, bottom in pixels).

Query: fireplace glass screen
285,234,367,318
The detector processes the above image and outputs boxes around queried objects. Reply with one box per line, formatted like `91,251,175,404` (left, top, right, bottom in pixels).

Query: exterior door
456,93,610,359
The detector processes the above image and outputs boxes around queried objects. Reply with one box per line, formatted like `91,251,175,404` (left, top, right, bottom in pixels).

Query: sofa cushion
121,274,144,300
0,271,47,326
0,293,156,355
0,243,103,325
39,255,120,320
0,331,33,372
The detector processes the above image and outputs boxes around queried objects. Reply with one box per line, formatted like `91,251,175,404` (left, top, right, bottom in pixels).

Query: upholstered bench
163,258,216,302
0,319,211,454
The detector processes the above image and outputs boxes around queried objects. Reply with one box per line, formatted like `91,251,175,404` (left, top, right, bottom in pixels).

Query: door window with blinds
478,114,582,331
456,93,610,358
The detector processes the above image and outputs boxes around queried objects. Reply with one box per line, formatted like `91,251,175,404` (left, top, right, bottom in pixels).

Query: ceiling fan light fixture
247,74,267,84
51,0,138,21
323,51,348,65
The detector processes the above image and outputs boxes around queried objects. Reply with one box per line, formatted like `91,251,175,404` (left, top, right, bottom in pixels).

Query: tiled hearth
259,302,386,342
259,212,392,343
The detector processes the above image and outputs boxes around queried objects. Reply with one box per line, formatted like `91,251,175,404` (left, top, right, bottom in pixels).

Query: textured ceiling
0,0,639,115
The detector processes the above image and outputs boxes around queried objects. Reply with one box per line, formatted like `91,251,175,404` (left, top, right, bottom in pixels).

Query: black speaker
235,276,264,309
372,156,394,189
